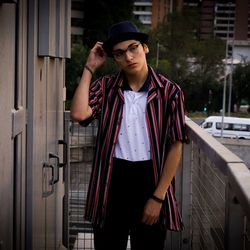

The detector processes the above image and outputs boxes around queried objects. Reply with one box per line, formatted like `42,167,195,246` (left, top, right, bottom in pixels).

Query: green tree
83,0,135,47
233,63,250,111
154,6,199,81
66,42,87,101
151,6,226,112
184,38,225,112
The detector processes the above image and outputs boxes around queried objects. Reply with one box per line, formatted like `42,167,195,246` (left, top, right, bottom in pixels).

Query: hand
85,41,107,73
141,198,162,225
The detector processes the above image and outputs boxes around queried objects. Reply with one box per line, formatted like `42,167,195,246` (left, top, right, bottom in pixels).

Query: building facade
71,0,84,43
0,0,71,249
200,0,250,62
133,0,153,27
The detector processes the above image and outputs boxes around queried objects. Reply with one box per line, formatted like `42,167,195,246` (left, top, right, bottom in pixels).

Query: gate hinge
11,107,26,139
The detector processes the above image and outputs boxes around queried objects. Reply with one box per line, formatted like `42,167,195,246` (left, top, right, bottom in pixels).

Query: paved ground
73,233,131,250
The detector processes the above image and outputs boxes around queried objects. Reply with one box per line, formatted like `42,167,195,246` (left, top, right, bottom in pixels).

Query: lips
128,63,137,68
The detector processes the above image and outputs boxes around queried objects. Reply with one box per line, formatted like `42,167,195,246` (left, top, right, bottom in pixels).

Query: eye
129,44,139,51
113,50,124,58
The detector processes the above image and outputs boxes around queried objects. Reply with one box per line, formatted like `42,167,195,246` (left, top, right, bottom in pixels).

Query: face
112,40,149,74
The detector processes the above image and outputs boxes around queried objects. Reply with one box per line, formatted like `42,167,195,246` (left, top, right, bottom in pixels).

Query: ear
143,44,149,54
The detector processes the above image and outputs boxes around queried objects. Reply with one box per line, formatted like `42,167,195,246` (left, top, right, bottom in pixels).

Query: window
216,122,232,130
232,124,250,131
216,122,250,131
203,122,212,129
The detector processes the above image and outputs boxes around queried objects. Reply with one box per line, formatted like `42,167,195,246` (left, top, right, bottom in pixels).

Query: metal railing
64,112,250,250
182,117,250,250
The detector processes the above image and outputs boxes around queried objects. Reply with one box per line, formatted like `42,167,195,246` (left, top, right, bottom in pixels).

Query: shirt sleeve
169,88,188,143
79,77,103,127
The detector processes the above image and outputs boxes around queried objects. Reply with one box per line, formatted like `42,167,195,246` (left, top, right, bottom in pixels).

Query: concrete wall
218,138,250,169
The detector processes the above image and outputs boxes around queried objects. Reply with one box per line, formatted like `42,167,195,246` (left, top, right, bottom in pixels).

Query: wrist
84,64,94,76
151,194,164,204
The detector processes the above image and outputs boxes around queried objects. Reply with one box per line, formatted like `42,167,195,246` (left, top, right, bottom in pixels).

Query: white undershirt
114,90,151,161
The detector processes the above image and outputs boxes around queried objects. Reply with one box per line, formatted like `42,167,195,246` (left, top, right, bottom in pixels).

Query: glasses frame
112,42,142,61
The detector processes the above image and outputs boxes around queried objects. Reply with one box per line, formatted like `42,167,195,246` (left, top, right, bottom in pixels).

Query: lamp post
228,38,234,116
221,2,233,137
156,43,163,69
221,37,228,138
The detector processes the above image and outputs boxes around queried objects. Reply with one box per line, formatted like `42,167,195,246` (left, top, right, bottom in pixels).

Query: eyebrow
113,42,139,52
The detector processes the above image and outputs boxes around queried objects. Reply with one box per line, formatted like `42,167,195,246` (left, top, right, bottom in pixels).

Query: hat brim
103,32,149,57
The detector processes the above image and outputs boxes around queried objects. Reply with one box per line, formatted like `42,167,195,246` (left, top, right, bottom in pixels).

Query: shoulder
94,74,117,84
158,74,182,92
149,66,182,93
153,73,183,101
92,73,120,89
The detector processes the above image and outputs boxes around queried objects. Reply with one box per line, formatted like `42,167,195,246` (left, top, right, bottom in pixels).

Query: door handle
49,153,60,184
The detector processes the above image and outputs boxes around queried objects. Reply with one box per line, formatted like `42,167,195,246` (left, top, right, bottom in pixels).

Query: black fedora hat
103,21,149,57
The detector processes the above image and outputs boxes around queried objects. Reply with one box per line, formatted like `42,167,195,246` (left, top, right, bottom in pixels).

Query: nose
124,50,133,61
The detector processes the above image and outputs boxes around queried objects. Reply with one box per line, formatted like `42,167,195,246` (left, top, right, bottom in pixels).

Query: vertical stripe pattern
81,66,188,231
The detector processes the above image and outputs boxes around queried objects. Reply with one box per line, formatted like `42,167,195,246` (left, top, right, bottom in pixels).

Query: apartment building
71,0,84,43
151,0,172,29
133,0,196,29
200,0,250,62
133,0,153,27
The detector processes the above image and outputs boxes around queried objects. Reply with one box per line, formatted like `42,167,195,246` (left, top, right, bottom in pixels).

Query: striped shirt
80,66,188,231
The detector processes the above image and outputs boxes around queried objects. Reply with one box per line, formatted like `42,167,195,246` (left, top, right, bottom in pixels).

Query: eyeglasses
112,43,141,60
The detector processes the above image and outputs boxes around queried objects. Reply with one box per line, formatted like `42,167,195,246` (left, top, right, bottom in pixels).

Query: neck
126,65,149,92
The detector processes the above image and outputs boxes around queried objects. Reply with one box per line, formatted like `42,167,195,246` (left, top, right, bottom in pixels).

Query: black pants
93,158,166,250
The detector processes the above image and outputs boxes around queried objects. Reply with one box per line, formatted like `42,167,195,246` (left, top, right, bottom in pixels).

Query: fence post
181,142,192,250
63,111,71,248
225,182,244,250
165,142,192,250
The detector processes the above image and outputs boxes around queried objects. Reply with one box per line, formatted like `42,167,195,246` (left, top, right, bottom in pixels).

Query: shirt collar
122,70,151,92
114,66,164,92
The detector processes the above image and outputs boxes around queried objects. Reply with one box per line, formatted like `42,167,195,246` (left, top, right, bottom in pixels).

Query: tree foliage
66,42,87,101
82,0,135,47
233,63,250,110
151,6,226,112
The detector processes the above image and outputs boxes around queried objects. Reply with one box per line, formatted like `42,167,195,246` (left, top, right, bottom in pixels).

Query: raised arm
70,42,107,122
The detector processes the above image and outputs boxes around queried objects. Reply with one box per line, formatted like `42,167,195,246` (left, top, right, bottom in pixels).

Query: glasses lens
113,43,140,60
128,44,140,53
113,50,124,59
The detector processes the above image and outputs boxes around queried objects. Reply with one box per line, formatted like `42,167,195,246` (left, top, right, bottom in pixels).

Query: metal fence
65,112,134,250
64,112,250,250
191,144,226,249
186,117,250,250
66,114,97,250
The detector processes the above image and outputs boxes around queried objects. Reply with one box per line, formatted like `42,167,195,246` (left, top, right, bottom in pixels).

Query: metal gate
65,112,134,250
65,112,96,249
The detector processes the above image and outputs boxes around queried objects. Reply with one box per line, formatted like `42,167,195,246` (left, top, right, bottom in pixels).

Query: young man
70,21,187,250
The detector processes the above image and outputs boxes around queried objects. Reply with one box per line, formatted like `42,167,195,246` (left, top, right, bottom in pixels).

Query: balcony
64,113,250,250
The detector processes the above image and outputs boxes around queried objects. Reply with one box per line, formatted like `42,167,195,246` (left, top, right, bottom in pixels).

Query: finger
95,42,104,48
142,214,155,225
